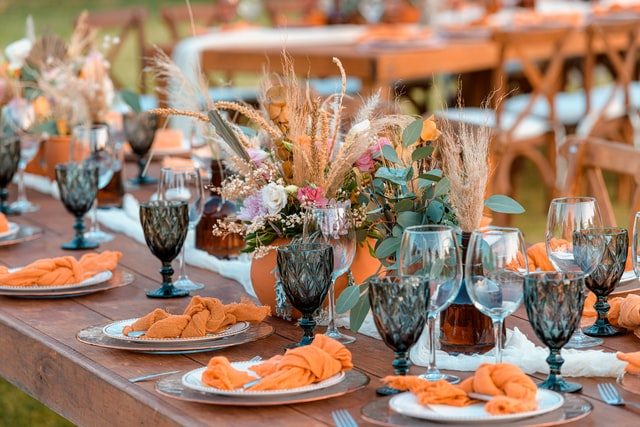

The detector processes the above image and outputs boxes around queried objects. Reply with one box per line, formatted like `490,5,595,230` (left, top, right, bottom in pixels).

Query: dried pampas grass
438,111,492,232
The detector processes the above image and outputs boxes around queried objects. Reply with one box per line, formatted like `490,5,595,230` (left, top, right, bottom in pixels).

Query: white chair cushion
436,107,551,140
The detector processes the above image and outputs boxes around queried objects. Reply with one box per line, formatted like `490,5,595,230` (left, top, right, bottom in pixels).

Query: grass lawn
0,2,634,426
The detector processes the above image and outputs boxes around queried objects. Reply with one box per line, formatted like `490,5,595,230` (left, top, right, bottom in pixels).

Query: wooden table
1,175,639,426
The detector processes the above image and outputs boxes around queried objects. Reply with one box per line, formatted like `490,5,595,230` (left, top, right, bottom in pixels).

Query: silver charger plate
0,269,134,298
103,318,250,343
0,270,112,291
156,369,369,406
0,224,43,247
0,222,19,239
77,322,274,354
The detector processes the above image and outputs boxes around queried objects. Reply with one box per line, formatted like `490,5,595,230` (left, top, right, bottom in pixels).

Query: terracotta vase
250,238,381,318
42,135,72,179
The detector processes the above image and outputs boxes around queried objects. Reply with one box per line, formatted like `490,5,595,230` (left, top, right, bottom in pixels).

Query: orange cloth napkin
153,128,183,150
0,213,8,233
123,296,269,339
384,363,538,416
357,25,431,44
161,157,194,170
617,352,640,375
201,334,352,391
0,251,121,287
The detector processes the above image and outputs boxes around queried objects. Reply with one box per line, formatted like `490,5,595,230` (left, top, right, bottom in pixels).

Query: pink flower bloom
237,192,267,221
355,137,391,172
370,137,391,158
247,147,269,166
296,186,328,207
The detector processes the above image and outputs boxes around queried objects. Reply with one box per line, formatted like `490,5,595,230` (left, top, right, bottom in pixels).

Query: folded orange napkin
153,128,183,150
0,251,121,287
0,213,8,233
201,334,352,391
617,351,640,375
527,240,633,272
123,296,269,339
384,363,538,416
161,157,194,170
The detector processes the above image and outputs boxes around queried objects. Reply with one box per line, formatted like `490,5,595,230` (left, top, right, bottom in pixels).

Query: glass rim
140,199,188,209
160,166,201,174
367,275,426,285
277,242,332,253
525,271,587,281
574,227,627,236
55,161,97,170
550,196,597,205
403,225,455,234
473,225,522,235
310,202,351,212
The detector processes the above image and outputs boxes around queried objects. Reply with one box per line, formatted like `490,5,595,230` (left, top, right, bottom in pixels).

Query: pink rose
355,152,375,172
296,186,328,207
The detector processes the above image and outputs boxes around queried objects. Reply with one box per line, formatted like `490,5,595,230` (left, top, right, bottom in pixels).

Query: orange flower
33,96,50,119
421,116,441,141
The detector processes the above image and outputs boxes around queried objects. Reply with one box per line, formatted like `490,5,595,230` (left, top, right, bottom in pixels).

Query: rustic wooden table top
0,170,639,426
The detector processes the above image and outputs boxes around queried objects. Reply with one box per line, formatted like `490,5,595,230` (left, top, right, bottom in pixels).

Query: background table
0,175,639,426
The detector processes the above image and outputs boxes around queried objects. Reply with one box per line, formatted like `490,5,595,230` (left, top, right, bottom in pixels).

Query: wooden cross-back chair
490,26,576,197
83,7,148,91
562,136,640,231
161,3,236,44
265,0,324,27
581,17,640,142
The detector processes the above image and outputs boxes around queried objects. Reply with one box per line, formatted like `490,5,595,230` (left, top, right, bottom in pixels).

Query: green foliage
120,89,142,113
485,195,526,214
401,118,423,147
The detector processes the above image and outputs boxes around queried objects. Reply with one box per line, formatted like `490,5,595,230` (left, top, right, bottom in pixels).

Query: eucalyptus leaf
336,286,361,314
402,118,423,147
375,236,401,259
397,211,421,228
392,225,404,237
375,167,413,186
381,144,401,164
395,198,414,212
426,200,445,223
412,146,434,162
485,195,525,214
120,89,142,113
434,177,451,198
349,292,371,332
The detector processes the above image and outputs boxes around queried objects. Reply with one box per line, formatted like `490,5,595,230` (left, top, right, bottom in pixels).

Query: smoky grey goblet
55,162,99,250
524,272,586,393
123,112,158,186
276,242,334,347
140,200,190,298
0,135,21,215
369,275,430,396
574,227,628,337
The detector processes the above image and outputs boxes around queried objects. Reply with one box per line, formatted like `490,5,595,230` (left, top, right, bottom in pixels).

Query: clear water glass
71,124,115,243
546,197,604,348
358,0,385,24
10,134,41,213
305,203,357,344
158,166,205,292
399,225,462,383
465,226,527,364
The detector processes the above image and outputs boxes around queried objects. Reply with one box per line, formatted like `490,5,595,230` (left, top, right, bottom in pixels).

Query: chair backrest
562,135,640,230
582,17,640,135
491,26,576,140
83,7,148,91
265,0,324,27
161,3,234,43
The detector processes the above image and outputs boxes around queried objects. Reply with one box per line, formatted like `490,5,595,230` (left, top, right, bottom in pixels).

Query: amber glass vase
195,160,244,257
439,231,495,354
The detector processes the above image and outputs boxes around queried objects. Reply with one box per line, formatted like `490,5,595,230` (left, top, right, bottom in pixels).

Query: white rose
5,38,32,70
261,183,288,215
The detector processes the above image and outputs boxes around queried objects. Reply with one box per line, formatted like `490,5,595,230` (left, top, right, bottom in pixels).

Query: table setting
2,10,640,427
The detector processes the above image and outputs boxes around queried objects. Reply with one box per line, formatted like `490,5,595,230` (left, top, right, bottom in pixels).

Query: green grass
0,378,71,427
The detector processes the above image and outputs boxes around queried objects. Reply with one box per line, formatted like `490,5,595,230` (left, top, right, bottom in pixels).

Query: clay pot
42,135,72,179
250,238,381,318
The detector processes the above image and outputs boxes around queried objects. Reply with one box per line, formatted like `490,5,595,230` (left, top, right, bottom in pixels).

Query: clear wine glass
633,212,640,279
158,166,205,292
358,0,385,24
70,124,115,244
398,225,462,383
10,134,41,213
305,202,357,344
546,196,604,348
466,226,527,364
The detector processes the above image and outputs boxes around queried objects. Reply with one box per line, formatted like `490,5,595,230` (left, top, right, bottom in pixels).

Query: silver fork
597,383,640,409
331,409,358,427
130,356,263,384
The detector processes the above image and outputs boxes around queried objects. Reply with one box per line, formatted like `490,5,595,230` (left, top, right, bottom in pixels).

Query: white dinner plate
0,222,19,240
0,269,112,290
103,319,250,343
182,361,346,397
389,389,565,424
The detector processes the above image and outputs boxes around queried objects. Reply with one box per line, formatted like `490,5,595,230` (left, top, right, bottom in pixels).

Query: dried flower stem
148,107,208,122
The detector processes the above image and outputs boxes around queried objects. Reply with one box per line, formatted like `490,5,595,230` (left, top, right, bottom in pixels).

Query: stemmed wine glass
0,135,20,215
123,112,158,186
70,124,116,244
466,226,527,364
369,275,430,396
305,203,357,344
546,197,605,348
10,134,41,213
398,225,462,384
140,200,190,298
158,166,205,292
358,0,385,24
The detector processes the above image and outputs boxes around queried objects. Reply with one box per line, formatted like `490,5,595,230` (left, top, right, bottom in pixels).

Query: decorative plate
388,389,564,424
102,319,250,343
0,222,19,239
0,270,112,291
0,225,43,247
181,361,346,397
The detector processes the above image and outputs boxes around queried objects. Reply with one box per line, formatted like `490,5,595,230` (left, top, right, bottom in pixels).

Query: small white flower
284,185,298,195
261,182,288,215
5,38,32,70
